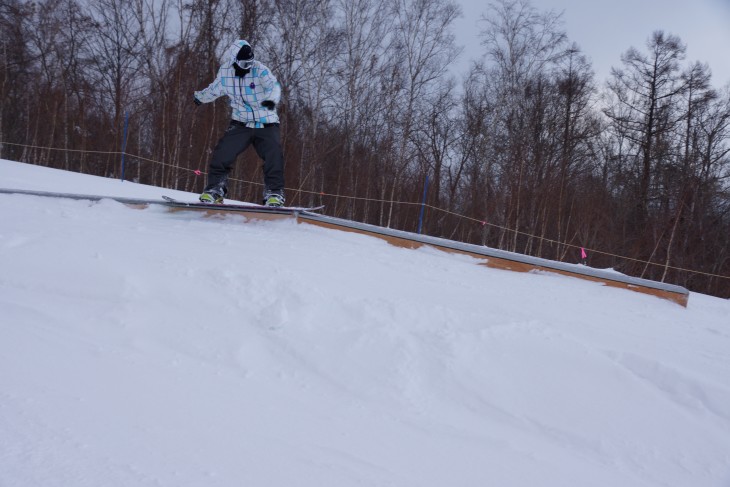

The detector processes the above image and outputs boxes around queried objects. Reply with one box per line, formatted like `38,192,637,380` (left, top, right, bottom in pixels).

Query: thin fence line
2,140,728,281
1,141,190,170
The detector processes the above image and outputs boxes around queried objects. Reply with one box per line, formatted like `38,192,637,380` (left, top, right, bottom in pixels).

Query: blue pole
120,111,129,182
417,175,429,234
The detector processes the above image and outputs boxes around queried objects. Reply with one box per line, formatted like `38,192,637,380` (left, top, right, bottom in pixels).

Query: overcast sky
452,0,730,89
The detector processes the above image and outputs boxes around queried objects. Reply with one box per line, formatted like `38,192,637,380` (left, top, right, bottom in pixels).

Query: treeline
1,0,729,297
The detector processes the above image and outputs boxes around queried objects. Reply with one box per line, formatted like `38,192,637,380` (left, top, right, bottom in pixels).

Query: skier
194,39,286,207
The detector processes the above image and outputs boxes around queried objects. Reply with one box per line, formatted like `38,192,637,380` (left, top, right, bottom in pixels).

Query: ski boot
263,189,285,207
199,183,227,204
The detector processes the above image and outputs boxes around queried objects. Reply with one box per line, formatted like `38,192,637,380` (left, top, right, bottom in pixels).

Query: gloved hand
194,95,202,106
261,100,276,110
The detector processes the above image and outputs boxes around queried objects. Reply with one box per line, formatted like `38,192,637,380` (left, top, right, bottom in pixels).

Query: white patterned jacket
194,40,281,127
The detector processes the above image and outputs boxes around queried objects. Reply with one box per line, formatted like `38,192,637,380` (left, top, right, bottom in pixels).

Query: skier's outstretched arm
194,68,226,104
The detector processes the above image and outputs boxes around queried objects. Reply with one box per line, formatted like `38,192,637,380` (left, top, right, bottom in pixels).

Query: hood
222,39,251,67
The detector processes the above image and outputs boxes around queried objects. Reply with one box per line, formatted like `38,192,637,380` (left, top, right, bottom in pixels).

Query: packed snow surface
1,159,729,486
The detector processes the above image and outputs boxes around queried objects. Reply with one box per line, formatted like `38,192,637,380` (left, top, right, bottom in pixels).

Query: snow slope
1,159,729,487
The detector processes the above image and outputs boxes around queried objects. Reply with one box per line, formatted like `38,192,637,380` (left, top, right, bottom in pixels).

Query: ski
161,195,324,213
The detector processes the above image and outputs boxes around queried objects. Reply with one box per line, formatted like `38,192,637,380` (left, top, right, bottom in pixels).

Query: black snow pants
204,121,285,195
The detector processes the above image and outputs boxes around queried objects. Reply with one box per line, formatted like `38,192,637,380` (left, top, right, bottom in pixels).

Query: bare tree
262,0,339,205
385,0,461,227
604,31,687,222
84,0,147,176
478,0,567,251
0,0,35,161
332,0,396,219
551,43,598,260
